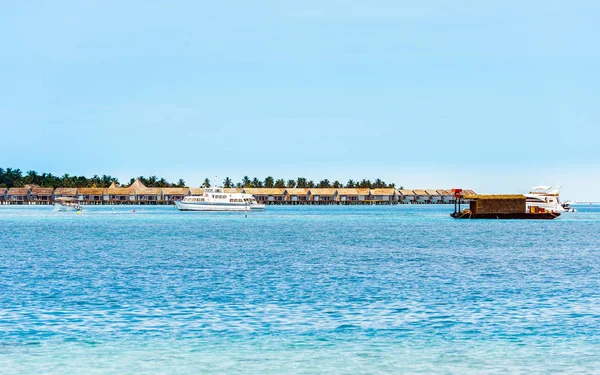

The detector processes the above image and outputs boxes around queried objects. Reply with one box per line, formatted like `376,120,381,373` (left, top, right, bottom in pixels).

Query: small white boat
174,187,265,212
525,186,565,213
53,197,82,212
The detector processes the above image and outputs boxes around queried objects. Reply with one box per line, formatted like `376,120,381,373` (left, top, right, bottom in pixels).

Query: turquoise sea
1,204,600,374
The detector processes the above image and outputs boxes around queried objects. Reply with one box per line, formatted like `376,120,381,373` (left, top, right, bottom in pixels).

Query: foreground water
1,204,599,374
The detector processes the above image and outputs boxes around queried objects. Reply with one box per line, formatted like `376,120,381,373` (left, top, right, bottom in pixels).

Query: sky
1,1,599,200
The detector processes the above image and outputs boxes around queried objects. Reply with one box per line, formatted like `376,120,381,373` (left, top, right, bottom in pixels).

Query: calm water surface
1,205,599,374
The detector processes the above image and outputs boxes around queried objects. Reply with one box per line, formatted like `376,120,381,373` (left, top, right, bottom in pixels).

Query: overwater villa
310,188,337,203
161,187,189,204
370,188,397,203
129,179,161,204
78,187,104,204
7,187,30,204
437,189,454,204
242,188,286,204
54,188,78,200
399,189,416,203
30,187,54,204
425,189,441,203
104,182,132,204
285,188,310,204
412,189,429,203
0,188,7,204
336,188,360,204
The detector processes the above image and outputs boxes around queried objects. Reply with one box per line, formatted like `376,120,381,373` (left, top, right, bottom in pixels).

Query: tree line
0,168,185,188
206,176,402,189
1,167,401,190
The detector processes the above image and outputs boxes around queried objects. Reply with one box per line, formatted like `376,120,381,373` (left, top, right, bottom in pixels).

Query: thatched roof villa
370,188,397,202
285,188,310,203
54,188,78,198
30,187,54,204
189,188,204,196
425,189,441,202
7,187,30,204
243,188,286,204
309,188,337,203
78,188,103,204
0,187,7,203
398,189,416,202
103,186,132,203
355,188,371,202
336,188,359,203
161,187,190,203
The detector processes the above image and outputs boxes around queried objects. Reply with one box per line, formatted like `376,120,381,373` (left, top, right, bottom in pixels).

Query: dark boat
450,190,560,220
451,211,560,219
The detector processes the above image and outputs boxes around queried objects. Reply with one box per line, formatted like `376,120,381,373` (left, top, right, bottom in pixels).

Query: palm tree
242,176,251,188
235,182,242,188
177,179,186,187
346,179,355,188
318,179,331,188
251,177,263,188
286,180,296,188
358,179,371,188
274,178,286,188
307,180,315,188
264,176,275,188
296,177,307,188
25,170,39,185
147,175,158,187
223,177,233,188
202,178,210,188
158,177,168,187
333,180,341,188
374,178,385,188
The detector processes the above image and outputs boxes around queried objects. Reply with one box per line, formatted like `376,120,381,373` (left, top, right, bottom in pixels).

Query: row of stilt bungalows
0,183,476,205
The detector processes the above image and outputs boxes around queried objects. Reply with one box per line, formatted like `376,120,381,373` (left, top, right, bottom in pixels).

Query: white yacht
174,187,265,212
53,197,82,212
525,186,565,213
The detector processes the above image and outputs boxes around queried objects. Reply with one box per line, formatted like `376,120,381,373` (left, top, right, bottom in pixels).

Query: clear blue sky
1,1,598,200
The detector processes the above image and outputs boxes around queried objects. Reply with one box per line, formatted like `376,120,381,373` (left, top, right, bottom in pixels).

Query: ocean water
1,204,599,374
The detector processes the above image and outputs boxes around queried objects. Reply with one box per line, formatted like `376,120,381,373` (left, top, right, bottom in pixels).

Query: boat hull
174,200,265,212
451,212,560,220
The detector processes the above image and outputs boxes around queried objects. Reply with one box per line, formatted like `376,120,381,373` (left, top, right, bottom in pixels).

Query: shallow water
1,204,599,374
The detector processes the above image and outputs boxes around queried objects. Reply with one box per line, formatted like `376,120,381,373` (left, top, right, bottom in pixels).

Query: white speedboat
174,187,265,211
53,197,82,212
525,186,565,213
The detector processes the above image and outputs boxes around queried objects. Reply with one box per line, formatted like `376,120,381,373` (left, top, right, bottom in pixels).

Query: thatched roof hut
78,188,103,195
336,188,359,196
189,188,205,196
161,187,190,195
309,188,337,196
8,187,30,196
54,188,78,196
224,188,242,194
243,188,286,196
103,187,131,195
285,188,309,196
31,187,53,195
398,189,415,196
467,194,525,214
371,188,396,196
